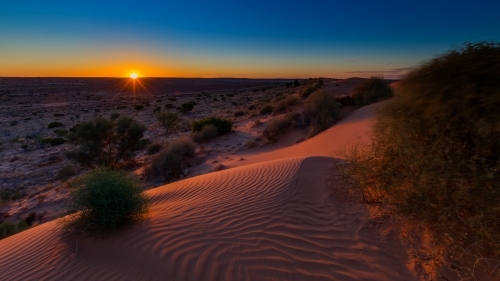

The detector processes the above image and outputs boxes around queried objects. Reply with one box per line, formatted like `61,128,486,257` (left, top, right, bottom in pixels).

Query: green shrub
42,137,65,146
262,115,292,143
145,137,195,181
65,169,148,235
191,124,218,143
48,121,63,128
65,116,147,169
259,104,274,115
56,164,77,181
0,221,30,240
301,90,341,137
153,106,161,113
349,42,500,252
134,104,144,111
156,111,179,134
191,117,232,135
351,77,393,106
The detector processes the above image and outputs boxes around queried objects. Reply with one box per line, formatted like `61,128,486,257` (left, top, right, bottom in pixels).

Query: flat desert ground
0,78,488,280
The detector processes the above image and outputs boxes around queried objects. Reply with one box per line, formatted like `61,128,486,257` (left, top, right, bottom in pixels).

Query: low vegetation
191,124,218,143
56,164,77,181
350,76,393,106
301,90,341,137
298,79,323,98
191,117,232,135
65,116,147,169
145,137,195,181
65,169,148,235
262,114,292,143
156,111,179,134
48,121,63,128
348,42,500,252
0,221,30,240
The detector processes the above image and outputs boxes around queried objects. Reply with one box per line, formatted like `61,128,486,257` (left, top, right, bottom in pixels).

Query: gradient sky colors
1,1,499,78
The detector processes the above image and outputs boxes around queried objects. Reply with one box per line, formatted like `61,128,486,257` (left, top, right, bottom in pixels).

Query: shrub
349,42,500,252
54,129,68,137
146,142,163,155
48,121,63,128
65,116,147,169
191,117,232,135
153,106,161,113
0,188,26,201
0,221,30,240
284,95,300,106
165,103,174,109
180,102,195,113
234,110,246,117
10,121,18,126
134,104,144,111
351,77,393,106
336,95,355,106
156,111,179,134
145,137,195,181
42,137,65,146
298,79,323,98
56,164,77,181
110,113,120,120
301,90,341,137
54,113,64,117
21,144,28,151
191,124,218,143
65,169,148,235
259,104,274,115
262,115,292,143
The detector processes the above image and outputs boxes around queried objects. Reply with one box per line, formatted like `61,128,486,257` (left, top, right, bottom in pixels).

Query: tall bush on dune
349,42,500,251
351,76,393,106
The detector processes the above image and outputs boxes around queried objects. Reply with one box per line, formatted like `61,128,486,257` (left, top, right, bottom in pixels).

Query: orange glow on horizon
130,73,138,79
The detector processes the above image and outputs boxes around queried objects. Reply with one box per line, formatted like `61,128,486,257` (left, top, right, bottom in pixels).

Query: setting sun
130,73,138,79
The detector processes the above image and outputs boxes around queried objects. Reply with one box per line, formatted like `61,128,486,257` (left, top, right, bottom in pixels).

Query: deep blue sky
1,0,499,78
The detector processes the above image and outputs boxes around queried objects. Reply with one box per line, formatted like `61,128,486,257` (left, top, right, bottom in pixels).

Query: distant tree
156,111,179,134
65,116,147,169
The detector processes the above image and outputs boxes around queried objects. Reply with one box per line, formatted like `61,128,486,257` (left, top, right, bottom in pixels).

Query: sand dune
0,103,418,280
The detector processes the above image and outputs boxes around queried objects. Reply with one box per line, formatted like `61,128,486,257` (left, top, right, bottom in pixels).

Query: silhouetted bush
54,129,68,137
191,124,218,143
134,104,144,111
180,102,195,113
65,169,148,235
156,111,179,134
191,117,232,135
234,110,246,117
110,113,120,121
145,137,195,181
48,121,63,128
351,77,393,106
349,42,500,252
335,95,355,106
65,116,147,169
42,137,65,146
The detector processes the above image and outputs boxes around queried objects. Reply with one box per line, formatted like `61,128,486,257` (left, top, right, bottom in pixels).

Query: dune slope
0,103,417,280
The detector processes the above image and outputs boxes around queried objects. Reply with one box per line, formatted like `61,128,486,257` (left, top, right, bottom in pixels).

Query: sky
1,0,499,78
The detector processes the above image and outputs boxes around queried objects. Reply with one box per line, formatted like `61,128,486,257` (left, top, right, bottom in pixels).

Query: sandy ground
0,103,423,281
4,78,494,280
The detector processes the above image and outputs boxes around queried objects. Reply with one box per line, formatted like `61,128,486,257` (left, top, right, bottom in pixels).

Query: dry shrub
349,42,500,252
298,79,323,98
301,90,340,137
191,124,218,143
262,115,292,143
145,137,195,181
351,76,393,106
259,103,274,115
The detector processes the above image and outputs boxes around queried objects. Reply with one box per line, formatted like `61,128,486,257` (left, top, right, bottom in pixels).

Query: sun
130,73,138,79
